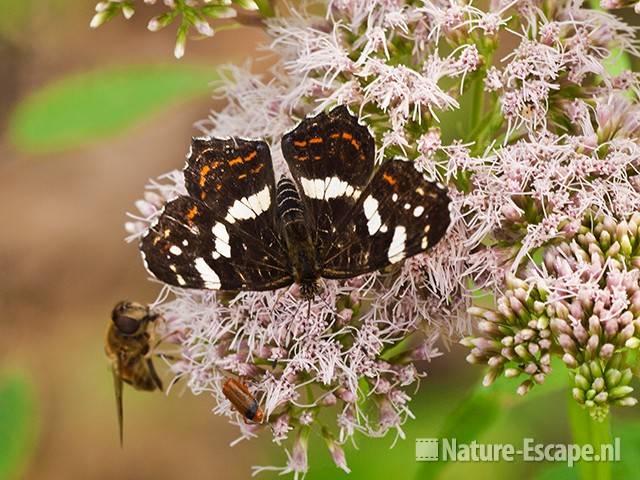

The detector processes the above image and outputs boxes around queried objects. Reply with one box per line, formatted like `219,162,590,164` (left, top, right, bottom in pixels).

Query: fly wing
111,365,124,447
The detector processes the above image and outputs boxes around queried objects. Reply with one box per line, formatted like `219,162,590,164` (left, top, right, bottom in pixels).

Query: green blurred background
1,1,640,479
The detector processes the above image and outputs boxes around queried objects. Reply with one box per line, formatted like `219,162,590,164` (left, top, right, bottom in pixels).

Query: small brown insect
222,378,264,423
105,300,163,446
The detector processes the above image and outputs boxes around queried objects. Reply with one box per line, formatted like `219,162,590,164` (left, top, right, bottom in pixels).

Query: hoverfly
105,300,163,445
222,378,265,423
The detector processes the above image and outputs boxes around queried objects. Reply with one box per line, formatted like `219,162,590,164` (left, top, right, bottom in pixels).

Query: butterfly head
276,177,322,296
300,279,322,300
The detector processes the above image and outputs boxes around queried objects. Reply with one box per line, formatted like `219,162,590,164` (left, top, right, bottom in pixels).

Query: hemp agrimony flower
111,0,640,475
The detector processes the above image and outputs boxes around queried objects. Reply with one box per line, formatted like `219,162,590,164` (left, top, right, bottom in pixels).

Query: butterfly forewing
281,107,376,253
184,137,285,255
185,138,271,211
140,138,294,291
320,159,451,278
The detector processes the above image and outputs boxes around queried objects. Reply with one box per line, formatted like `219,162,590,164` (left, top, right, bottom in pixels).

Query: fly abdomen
276,177,305,225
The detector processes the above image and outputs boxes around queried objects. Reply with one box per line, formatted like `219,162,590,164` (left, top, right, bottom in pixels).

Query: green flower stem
567,378,613,480
467,99,503,155
470,75,484,128
254,0,275,17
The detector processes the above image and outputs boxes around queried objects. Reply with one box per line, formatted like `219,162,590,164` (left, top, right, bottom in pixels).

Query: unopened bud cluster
571,354,636,422
464,213,640,420
462,275,552,396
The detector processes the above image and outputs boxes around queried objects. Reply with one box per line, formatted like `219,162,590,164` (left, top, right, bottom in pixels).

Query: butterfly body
276,177,321,298
140,106,451,296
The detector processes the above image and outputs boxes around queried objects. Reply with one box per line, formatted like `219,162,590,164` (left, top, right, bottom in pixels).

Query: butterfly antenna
269,290,296,369
153,328,181,350
273,288,287,307
267,421,275,435
285,289,304,319
318,294,335,312
271,290,288,337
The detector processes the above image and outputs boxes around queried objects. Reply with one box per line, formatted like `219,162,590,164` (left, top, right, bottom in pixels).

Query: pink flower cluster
123,0,640,475
464,212,640,420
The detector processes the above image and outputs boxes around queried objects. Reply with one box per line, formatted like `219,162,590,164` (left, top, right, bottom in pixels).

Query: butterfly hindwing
281,107,375,253
320,159,451,278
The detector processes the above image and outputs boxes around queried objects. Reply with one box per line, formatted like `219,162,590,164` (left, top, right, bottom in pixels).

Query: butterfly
140,106,451,299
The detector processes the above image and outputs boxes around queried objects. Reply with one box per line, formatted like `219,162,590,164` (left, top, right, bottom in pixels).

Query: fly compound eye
111,301,149,335
112,313,141,335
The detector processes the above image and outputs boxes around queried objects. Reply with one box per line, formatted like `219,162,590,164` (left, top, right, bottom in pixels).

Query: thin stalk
254,0,275,17
471,76,484,129
567,383,613,480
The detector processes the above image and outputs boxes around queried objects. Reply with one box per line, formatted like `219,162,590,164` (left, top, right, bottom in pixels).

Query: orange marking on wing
309,137,323,144
383,173,397,186
295,155,308,162
229,157,243,166
238,173,247,180
244,151,257,162
313,155,322,160
293,140,307,147
199,165,211,187
187,206,198,221
215,183,223,191
200,192,207,200
251,164,265,174
351,139,361,150
330,133,340,139
211,161,223,169
342,132,353,140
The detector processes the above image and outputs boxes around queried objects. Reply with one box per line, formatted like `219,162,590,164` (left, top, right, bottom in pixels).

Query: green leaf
545,417,640,480
0,370,38,480
414,357,568,479
9,64,218,154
